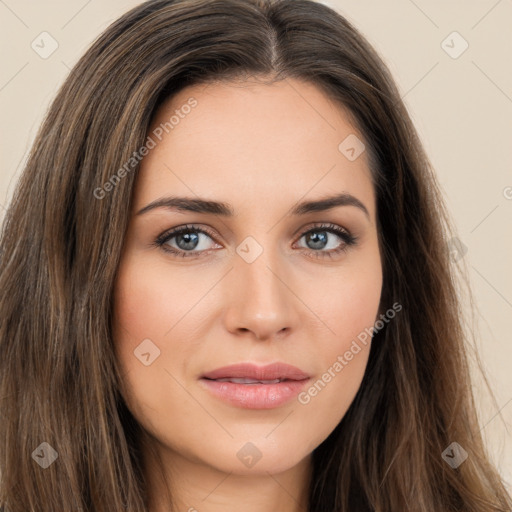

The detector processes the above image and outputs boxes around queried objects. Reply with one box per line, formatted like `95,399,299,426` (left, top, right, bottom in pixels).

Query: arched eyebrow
136,192,369,219
290,193,369,219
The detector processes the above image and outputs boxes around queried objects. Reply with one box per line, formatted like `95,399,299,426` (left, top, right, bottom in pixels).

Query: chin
198,439,310,476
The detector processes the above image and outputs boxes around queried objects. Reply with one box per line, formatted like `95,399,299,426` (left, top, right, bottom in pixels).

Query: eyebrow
136,192,370,219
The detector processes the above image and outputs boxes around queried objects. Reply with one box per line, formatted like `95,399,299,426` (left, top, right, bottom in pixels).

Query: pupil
177,232,199,250
174,230,330,252
307,231,327,250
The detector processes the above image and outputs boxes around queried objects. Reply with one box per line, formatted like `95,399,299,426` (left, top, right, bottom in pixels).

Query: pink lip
199,362,310,409
201,362,310,381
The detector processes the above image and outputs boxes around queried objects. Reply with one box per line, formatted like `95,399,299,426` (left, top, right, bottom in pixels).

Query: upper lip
201,362,310,381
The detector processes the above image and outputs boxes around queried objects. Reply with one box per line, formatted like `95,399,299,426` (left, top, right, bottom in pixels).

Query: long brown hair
0,0,510,510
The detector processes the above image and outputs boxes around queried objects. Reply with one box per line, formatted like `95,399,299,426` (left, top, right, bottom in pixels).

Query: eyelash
153,223,358,260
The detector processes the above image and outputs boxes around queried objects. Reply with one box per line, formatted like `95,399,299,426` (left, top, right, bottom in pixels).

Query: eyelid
297,222,352,238
154,222,357,258
155,223,222,249
291,222,356,253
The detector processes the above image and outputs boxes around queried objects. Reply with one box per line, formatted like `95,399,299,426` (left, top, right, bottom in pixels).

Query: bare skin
112,76,383,512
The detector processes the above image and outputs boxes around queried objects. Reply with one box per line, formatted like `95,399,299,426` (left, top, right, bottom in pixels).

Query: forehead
134,77,376,221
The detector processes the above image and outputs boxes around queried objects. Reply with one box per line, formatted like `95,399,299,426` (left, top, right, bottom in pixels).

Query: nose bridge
223,235,298,339
238,242,282,301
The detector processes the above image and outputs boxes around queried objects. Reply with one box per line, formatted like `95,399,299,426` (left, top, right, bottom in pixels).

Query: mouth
204,377,290,384
200,361,310,381
199,362,310,409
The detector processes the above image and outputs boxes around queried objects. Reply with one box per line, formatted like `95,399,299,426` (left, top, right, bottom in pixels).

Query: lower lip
199,378,310,409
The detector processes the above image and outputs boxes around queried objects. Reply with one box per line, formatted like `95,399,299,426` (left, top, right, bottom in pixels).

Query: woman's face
113,77,382,478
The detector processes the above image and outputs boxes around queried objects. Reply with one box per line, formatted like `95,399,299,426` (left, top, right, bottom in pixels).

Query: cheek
112,251,220,381
308,244,383,352
297,250,382,419
111,255,203,418
113,256,203,341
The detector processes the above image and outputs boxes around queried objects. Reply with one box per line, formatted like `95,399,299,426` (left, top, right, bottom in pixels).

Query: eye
153,222,358,259
154,224,220,258
294,223,358,259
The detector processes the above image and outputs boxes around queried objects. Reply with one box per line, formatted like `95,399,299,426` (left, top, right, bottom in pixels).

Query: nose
222,247,301,341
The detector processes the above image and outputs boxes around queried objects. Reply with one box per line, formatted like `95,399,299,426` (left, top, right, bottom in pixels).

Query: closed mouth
203,377,293,384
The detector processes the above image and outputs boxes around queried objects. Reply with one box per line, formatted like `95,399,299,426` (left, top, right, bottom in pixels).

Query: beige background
0,0,510,487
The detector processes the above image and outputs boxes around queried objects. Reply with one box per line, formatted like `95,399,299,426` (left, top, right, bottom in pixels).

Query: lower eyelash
154,223,358,258
301,225,357,259
154,224,216,257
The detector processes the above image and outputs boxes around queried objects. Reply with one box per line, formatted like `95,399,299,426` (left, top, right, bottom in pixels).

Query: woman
0,0,510,510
